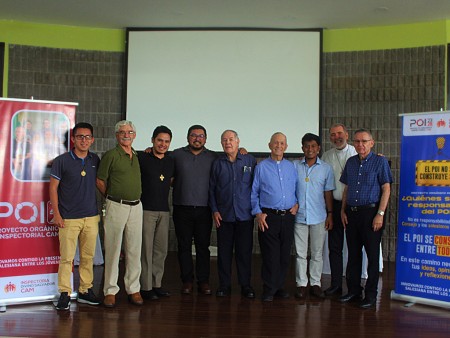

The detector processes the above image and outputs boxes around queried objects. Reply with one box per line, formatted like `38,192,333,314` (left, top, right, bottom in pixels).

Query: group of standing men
50,120,392,311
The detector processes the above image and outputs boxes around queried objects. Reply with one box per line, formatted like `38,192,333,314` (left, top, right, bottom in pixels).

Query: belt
107,195,140,206
347,203,377,212
262,208,290,216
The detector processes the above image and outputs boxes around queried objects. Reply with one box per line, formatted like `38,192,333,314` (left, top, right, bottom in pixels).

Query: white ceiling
1,0,450,30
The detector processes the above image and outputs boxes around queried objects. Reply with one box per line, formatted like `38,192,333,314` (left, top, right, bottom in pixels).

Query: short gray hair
354,128,373,140
329,123,348,133
221,129,239,140
115,120,136,133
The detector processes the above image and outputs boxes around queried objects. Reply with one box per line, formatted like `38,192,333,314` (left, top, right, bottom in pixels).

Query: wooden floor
1,253,449,338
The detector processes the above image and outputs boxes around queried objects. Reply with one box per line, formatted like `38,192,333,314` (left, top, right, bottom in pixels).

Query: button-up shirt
171,146,218,207
251,157,298,215
209,153,256,222
340,152,393,206
321,144,357,201
294,158,335,224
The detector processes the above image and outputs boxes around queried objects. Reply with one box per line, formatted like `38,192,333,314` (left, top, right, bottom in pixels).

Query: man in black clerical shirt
138,126,175,300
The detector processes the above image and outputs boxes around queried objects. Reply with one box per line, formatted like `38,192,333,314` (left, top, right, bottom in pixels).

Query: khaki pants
103,199,143,295
140,210,170,290
58,215,100,293
294,221,327,287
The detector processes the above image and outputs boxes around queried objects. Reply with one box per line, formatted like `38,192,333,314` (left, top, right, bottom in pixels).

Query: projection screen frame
124,27,323,157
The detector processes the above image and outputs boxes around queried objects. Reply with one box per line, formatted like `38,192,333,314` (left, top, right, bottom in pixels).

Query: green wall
323,20,449,52
2,19,449,53
0,21,125,51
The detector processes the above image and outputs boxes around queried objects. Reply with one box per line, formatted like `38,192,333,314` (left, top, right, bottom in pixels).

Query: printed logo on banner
409,117,433,132
436,119,446,128
404,113,450,136
4,281,17,293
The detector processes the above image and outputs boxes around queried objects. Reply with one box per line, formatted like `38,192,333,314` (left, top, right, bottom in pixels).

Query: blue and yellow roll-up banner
392,111,450,309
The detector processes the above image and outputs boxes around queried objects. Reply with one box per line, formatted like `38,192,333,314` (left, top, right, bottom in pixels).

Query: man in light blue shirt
293,133,335,300
251,132,298,302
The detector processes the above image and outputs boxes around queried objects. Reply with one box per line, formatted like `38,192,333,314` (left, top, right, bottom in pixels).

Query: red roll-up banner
0,98,76,307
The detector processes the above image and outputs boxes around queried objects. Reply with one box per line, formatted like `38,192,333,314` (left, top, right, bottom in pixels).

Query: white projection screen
125,29,322,154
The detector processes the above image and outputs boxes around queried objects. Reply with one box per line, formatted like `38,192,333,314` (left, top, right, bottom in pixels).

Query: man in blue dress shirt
339,128,392,309
293,133,335,300
209,130,257,298
251,132,298,302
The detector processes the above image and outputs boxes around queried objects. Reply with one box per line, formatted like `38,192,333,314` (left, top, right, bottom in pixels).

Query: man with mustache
138,125,174,300
171,125,218,295
96,120,143,308
321,123,357,296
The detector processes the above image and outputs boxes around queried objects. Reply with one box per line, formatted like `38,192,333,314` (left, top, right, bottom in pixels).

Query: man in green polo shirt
96,120,143,308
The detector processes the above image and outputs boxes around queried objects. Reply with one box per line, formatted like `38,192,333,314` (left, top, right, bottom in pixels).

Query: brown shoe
128,292,144,306
295,287,307,300
198,282,212,295
103,294,116,308
310,285,325,299
181,282,193,295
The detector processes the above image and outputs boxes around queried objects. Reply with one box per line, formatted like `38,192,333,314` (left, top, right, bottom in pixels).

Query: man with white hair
209,130,256,298
96,120,143,308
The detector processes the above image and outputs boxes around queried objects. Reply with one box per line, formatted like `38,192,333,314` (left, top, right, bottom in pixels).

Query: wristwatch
377,210,385,216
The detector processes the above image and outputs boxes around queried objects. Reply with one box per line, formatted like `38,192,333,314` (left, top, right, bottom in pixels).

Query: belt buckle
350,206,358,212
279,209,287,216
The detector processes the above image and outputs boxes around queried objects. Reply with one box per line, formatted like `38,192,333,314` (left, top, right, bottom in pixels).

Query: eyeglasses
74,134,93,141
353,139,372,144
117,131,136,136
189,133,205,139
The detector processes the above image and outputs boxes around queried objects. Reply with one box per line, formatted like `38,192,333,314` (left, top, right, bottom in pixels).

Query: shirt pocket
242,170,252,184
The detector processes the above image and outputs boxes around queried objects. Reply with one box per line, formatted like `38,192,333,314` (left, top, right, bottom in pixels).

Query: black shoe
261,293,273,302
198,282,212,295
295,287,307,300
140,289,159,300
274,289,290,299
360,297,376,309
216,287,231,297
340,293,362,303
241,286,255,299
153,287,171,297
56,292,70,311
77,288,100,305
324,285,342,297
310,285,325,299
181,282,193,295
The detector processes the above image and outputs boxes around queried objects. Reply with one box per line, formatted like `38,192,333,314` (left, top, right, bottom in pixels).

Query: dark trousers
258,212,295,296
173,205,212,284
217,220,254,289
345,206,382,299
328,200,345,288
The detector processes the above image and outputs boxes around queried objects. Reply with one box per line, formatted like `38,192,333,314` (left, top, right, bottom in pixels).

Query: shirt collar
115,144,137,156
70,149,92,160
335,144,349,153
182,145,210,155
359,151,374,162
301,157,322,165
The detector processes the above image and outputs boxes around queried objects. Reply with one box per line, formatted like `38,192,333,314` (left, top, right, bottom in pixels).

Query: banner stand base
0,292,77,312
391,290,450,310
